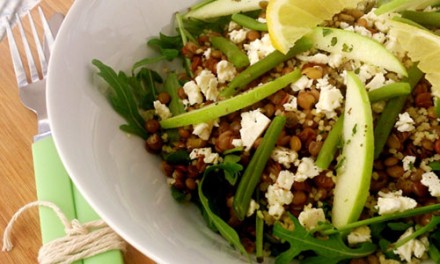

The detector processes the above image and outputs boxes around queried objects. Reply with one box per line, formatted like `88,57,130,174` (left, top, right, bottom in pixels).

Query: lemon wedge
266,0,364,54
389,20,440,97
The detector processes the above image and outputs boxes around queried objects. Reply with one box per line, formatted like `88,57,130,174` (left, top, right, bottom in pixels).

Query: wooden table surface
0,1,155,263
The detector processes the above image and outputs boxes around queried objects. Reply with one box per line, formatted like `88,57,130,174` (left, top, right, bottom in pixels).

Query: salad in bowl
91,0,440,263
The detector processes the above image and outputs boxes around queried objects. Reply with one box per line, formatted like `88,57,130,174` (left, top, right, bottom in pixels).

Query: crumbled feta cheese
283,95,297,111
153,100,172,120
195,70,219,101
298,205,326,230
290,75,313,92
276,170,295,190
247,199,260,217
347,226,372,245
203,48,211,59
244,34,275,65
267,203,285,219
366,73,387,90
240,109,271,151
294,158,321,182
183,80,203,105
231,139,243,148
229,29,248,43
271,147,298,169
257,17,266,23
328,53,344,68
297,53,329,65
395,112,415,132
216,60,237,83
192,121,215,141
189,148,220,164
375,190,417,215
393,227,429,263
402,156,416,171
315,81,343,119
266,184,293,218
421,172,440,197
228,21,240,31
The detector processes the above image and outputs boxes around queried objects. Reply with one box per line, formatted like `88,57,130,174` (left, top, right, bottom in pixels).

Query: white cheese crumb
247,199,260,217
276,170,295,190
240,109,271,151
290,75,313,92
189,148,220,164
271,147,298,168
228,21,240,31
328,53,344,68
203,48,211,59
283,95,298,111
395,112,415,132
192,121,215,141
244,34,275,65
402,156,416,172
229,29,248,43
315,85,343,119
375,190,417,215
294,157,321,182
296,53,329,65
231,139,243,148
216,60,237,83
266,184,293,219
366,73,387,90
421,172,440,197
347,226,372,245
153,100,172,120
298,204,326,230
183,80,203,105
393,227,429,263
195,70,219,101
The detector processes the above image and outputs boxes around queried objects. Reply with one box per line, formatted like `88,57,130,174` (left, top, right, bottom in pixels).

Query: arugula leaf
221,155,243,185
163,72,185,115
92,59,148,139
128,67,162,110
429,229,440,262
273,214,376,264
182,16,230,37
132,33,183,71
198,169,248,258
163,150,190,165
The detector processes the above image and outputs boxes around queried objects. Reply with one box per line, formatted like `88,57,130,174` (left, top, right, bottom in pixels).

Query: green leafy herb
221,155,243,185
198,170,249,258
429,161,440,171
163,150,190,165
163,72,185,115
273,214,376,264
92,59,148,139
171,186,187,202
129,67,162,110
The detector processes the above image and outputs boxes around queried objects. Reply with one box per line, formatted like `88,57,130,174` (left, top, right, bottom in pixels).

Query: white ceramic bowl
47,0,246,263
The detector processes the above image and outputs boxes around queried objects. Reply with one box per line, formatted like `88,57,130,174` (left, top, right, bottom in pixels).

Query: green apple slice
375,0,440,15
332,71,374,228
184,0,262,20
308,27,408,77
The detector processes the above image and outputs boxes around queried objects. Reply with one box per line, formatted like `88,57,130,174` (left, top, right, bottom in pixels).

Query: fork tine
16,13,39,83
38,6,55,54
5,17,28,87
28,10,48,77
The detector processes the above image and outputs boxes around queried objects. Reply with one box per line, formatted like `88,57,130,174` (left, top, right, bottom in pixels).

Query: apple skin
332,71,374,228
308,27,407,77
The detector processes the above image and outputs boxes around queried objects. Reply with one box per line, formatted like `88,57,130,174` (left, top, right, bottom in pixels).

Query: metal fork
5,6,55,141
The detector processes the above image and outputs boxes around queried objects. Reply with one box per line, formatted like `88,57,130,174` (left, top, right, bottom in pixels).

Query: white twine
2,201,126,264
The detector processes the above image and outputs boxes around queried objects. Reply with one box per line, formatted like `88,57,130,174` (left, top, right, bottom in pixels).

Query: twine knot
2,201,126,264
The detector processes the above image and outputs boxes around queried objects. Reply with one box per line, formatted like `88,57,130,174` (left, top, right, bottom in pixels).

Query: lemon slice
389,20,440,97
266,0,364,54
